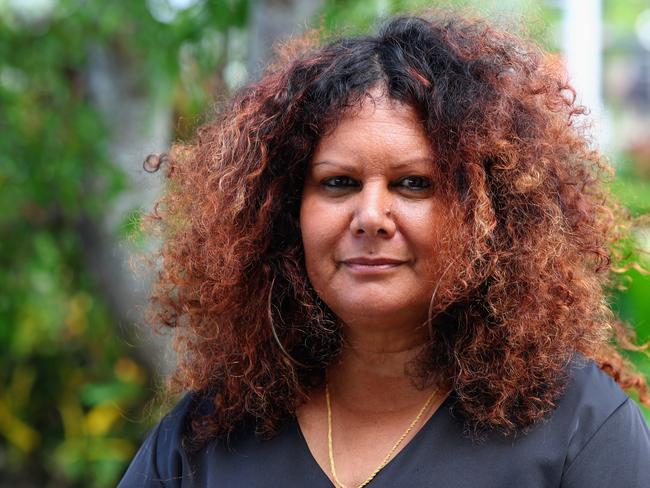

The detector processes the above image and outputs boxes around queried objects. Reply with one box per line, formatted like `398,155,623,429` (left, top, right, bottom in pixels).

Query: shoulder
118,393,199,488
556,353,629,452
554,354,650,485
559,353,628,424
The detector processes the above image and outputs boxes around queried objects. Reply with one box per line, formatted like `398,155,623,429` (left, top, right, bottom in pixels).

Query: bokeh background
1,0,649,486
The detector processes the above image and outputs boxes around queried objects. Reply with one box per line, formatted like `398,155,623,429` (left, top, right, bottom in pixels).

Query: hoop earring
267,275,310,369
425,259,456,341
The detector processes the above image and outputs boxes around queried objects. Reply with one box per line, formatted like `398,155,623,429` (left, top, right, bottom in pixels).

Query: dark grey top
118,356,650,487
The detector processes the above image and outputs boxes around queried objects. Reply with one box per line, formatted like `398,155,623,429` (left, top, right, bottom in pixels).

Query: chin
328,295,427,327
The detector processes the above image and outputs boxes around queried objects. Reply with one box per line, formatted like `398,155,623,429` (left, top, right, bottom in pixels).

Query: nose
349,182,396,238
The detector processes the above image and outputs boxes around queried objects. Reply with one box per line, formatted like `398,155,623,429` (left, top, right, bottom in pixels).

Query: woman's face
300,95,454,331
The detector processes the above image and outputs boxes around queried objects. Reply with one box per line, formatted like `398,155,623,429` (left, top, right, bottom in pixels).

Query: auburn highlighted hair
145,13,650,446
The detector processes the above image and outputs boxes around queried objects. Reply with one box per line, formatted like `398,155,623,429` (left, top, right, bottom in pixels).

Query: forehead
311,95,433,167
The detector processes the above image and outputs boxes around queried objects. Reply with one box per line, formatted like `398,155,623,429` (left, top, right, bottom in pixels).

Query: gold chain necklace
325,382,438,488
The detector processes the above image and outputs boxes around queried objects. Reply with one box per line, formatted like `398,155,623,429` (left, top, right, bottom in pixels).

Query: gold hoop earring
425,259,456,340
267,275,310,369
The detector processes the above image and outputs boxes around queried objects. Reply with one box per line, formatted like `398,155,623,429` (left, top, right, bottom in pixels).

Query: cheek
398,202,441,250
400,202,455,278
300,193,349,245
416,210,464,283
300,200,321,257
299,198,339,279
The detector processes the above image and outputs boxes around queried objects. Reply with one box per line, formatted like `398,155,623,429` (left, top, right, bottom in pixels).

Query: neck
326,323,432,414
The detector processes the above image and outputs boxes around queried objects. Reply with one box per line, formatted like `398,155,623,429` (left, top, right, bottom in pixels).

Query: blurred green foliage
1,0,649,485
0,0,246,485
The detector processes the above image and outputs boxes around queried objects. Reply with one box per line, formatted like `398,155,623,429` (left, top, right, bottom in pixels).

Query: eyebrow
311,157,435,171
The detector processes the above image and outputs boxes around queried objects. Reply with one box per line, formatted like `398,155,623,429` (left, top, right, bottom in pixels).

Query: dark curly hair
145,13,650,446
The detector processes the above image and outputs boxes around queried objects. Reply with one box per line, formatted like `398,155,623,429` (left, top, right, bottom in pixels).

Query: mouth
340,258,406,273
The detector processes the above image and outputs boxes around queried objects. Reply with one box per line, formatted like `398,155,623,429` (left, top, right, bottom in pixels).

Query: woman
120,13,650,487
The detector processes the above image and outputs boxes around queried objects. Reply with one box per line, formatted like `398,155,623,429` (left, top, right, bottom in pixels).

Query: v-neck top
118,355,650,487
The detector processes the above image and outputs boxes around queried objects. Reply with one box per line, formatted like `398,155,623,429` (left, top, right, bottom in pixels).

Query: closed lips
342,258,405,265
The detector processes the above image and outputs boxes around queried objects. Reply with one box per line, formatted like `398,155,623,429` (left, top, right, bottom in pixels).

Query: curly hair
145,13,650,446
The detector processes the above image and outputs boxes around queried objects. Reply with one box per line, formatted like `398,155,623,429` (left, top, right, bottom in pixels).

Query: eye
395,176,432,191
321,176,359,189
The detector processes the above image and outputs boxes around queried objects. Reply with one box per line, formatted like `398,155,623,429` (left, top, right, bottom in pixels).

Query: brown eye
395,176,432,190
321,176,359,189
